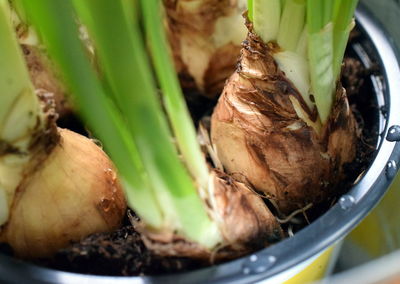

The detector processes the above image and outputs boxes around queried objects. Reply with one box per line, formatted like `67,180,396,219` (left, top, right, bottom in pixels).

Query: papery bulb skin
0,128,126,258
211,31,358,213
164,0,247,98
22,44,72,118
141,171,282,261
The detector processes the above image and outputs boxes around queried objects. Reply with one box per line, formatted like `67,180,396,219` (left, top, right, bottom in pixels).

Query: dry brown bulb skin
164,0,246,98
141,171,283,261
0,128,126,259
211,30,358,214
22,44,72,118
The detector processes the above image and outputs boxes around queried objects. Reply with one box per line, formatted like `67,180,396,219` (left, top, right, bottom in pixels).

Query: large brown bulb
0,128,126,258
211,32,358,214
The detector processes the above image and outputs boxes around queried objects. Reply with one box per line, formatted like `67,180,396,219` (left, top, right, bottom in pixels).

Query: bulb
0,128,126,258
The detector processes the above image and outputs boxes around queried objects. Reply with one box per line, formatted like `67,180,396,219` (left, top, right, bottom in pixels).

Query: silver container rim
1,3,400,284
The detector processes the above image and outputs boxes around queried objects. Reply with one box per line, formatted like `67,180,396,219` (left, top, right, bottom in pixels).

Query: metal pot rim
1,4,400,284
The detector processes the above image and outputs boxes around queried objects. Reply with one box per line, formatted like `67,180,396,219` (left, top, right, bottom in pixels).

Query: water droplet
268,255,277,263
250,255,257,262
386,160,397,179
242,254,276,275
339,195,355,210
387,125,400,142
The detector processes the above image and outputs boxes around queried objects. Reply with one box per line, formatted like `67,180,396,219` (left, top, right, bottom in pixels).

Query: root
288,224,294,237
268,199,285,217
276,203,313,224
199,122,224,171
127,209,140,228
209,243,229,265
302,209,311,225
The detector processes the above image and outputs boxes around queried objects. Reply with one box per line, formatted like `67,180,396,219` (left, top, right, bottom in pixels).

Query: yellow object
283,247,334,284
349,174,400,257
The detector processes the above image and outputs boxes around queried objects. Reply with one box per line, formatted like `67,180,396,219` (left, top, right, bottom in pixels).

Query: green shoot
296,26,308,57
140,0,209,189
306,0,322,33
277,0,306,51
9,0,28,24
307,1,335,123
252,0,281,43
247,0,253,21
248,0,358,125
20,0,164,228
70,0,221,247
332,0,358,80
121,0,137,27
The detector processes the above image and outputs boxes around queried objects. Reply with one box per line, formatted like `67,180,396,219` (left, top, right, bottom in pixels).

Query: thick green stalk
248,0,358,125
121,0,137,26
277,0,306,51
247,0,253,21
281,0,287,10
332,0,358,80
9,0,28,24
307,1,335,124
252,0,281,43
307,25,335,124
20,0,164,228
307,0,323,33
296,25,308,57
72,0,221,247
141,0,209,189
323,0,334,26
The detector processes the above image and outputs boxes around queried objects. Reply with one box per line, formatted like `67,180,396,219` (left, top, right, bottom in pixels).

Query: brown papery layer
22,45,72,118
211,30,358,213
141,171,282,261
164,0,243,98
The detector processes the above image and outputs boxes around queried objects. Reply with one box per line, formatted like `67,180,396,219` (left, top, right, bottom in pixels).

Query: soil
0,30,381,277
35,213,207,276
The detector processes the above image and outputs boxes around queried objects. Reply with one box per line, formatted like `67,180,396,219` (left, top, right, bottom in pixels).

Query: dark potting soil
0,32,381,277
33,213,207,276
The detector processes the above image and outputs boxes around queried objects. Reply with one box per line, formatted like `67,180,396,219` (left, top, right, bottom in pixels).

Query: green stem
249,0,357,125
141,0,209,189
296,25,308,57
252,0,281,43
71,0,221,247
332,0,358,80
307,1,336,124
247,0,253,21
307,0,323,33
9,0,28,24
323,0,334,27
277,0,306,51
121,0,137,27
20,0,164,228
307,25,335,124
